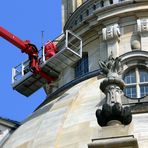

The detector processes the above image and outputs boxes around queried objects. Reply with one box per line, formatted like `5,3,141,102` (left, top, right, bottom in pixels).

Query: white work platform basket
12,30,82,97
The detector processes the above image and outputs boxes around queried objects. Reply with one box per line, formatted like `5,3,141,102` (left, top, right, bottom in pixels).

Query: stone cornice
120,50,148,64
0,118,20,129
64,0,148,37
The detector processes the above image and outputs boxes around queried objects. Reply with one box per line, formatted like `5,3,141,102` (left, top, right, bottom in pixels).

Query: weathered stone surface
2,76,148,148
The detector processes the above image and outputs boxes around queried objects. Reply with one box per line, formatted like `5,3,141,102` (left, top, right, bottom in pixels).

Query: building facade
3,0,148,147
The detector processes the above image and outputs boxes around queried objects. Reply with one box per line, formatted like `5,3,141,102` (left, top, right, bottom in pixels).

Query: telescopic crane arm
0,26,57,82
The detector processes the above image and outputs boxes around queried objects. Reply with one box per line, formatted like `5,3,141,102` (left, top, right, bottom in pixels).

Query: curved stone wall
3,76,148,148
3,77,102,148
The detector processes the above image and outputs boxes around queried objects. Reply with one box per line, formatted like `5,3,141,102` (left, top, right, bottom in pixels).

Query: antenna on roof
41,30,44,46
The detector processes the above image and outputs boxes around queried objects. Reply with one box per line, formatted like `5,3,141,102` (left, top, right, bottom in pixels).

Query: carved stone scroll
102,24,120,41
102,24,120,57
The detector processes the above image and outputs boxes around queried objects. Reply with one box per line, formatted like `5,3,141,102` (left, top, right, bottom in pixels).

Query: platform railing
12,59,30,83
42,30,82,63
66,30,82,58
12,30,82,84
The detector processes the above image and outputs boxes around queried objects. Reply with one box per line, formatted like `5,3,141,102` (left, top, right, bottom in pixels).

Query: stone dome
3,77,102,147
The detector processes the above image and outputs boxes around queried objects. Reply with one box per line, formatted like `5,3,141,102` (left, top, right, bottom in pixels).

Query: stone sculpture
96,53,132,126
98,52,123,77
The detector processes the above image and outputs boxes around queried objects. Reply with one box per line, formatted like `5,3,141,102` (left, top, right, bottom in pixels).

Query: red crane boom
0,26,57,83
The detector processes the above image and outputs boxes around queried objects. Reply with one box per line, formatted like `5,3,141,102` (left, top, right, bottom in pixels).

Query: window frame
75,52,89,78
123,67,148,98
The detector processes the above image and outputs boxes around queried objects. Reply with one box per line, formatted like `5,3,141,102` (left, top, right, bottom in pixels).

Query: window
75,20,77,25
80,14,83,22
109,0,113,4
75,53,89,78
100,0,104,7
124,68,148,98
93,3,96,10
86,9,89,16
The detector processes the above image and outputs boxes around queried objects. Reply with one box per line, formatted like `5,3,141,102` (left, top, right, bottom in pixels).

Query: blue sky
0,0,62,122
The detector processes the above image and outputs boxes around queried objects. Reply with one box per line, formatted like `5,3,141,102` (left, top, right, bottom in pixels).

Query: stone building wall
58,0,148,90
